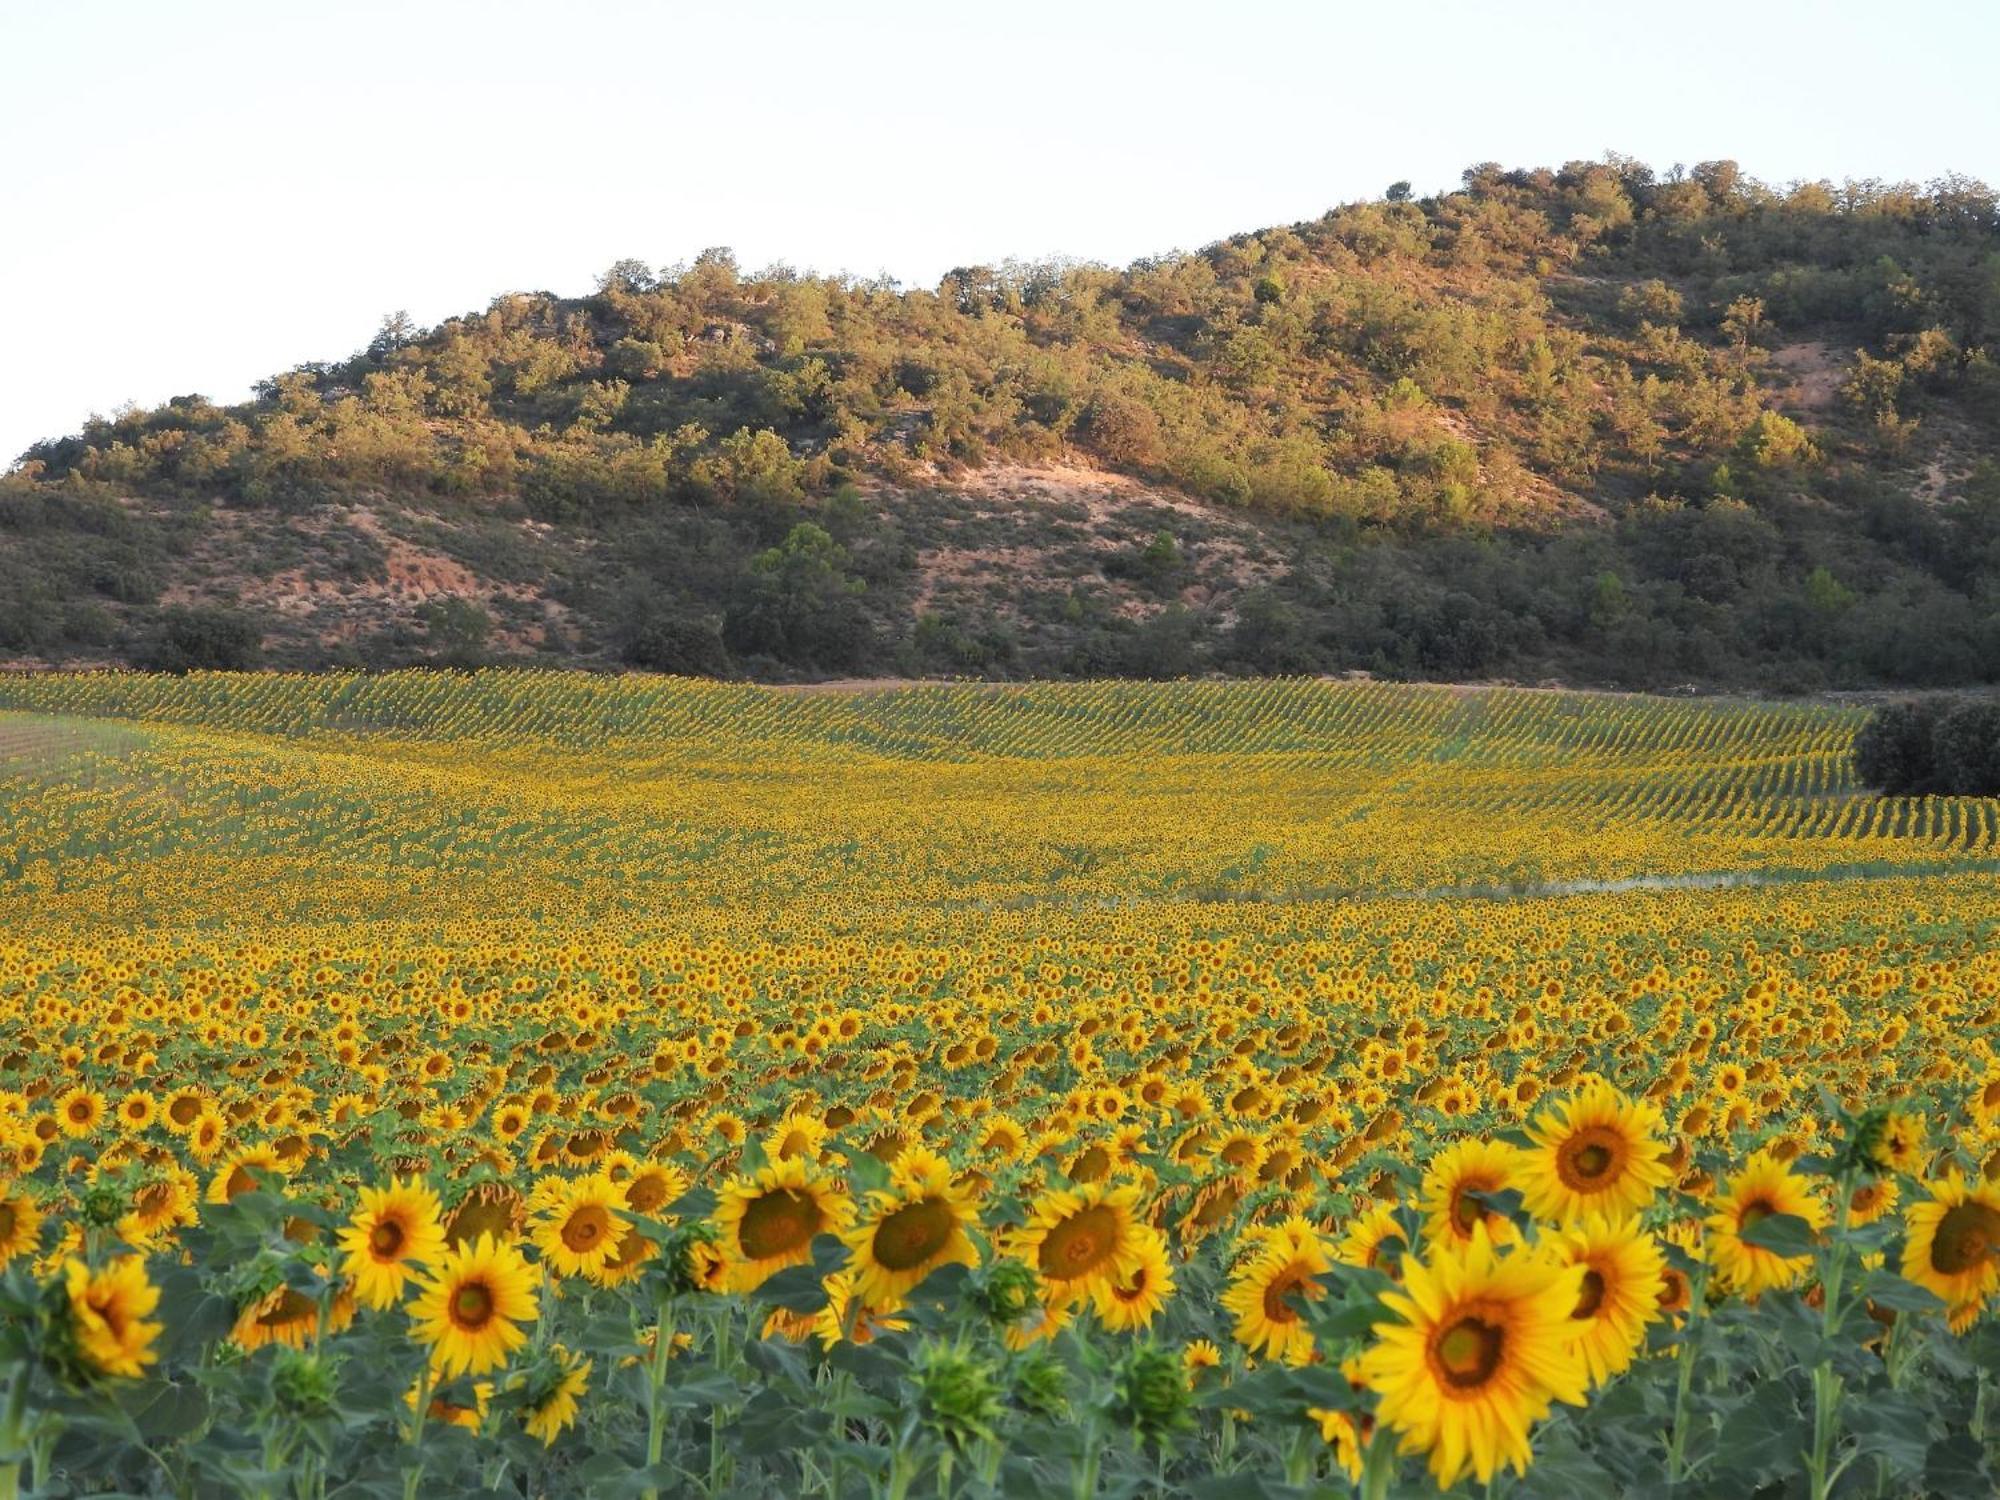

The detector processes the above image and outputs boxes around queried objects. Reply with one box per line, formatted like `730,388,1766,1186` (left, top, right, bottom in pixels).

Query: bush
1853,697,2000,795
139,606,263,673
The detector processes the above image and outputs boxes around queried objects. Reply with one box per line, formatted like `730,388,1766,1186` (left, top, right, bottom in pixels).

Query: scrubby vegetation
1854,699,2000,795
7,157,2000,687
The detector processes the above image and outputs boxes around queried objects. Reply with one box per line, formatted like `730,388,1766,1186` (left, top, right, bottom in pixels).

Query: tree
724,523,869,669
1852,700,1942,794
141,606,263,673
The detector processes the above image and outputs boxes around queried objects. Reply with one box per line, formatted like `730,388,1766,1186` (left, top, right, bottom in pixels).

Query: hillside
6,156,1999,689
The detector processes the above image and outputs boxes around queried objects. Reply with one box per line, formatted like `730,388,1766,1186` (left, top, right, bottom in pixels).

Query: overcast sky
5,0,1997,466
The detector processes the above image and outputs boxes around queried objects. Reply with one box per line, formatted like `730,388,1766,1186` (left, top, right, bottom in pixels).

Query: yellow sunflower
339,1177,447,1309
232,1283,357,1352
1091,1224,1174,1331
54,1087,107,1139
518,1344,591,1446
840,1145,979,1308
116,1171,197,1249
206,1144,286,1204
1519,1082,1672,1224
1359,1225,1588,1489
1901,1172,2000,1332
64,1256,162,1379
1553,1215,1665,1385
409,1376,492,1432
1337,1202,1407,1278
1868,1109,1928,1176
1419,1139,1523,1249
1009,1181,1145,1306
0,1184,42,1266
714,1156,853,1293
532,1175,630,1281
1704,1150,1827,1299
1221,1223,1332,1365
409,1233,539,1377
1846,1175,1900,1228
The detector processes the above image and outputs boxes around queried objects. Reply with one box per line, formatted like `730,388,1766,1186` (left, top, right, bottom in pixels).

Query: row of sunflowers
2,875,1997,1496
12,1076,2000,1497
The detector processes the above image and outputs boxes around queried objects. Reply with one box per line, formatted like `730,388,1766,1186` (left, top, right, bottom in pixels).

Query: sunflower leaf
1737,1211,1817,1258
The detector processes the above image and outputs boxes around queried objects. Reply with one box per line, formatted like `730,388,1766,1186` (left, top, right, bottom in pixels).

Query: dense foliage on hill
6,156,1999,686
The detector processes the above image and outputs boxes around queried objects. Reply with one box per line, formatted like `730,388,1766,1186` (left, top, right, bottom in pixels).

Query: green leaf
1710,1378,1804,1482
1857,1268,1945,1314
1738,1211,1817,1259
1847,1391,1931,1482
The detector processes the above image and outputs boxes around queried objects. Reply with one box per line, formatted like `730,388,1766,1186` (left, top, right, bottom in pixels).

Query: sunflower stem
401,1362,433,1500
1664,1258,1708,1485
642,1294,675,1500
1359,1423,1398,1500
1805,1171,1855,1500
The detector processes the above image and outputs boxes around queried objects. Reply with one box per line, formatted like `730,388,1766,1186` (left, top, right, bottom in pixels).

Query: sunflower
340,1178,447,1309
618,1160,690,1218
811,1269,910,1347
161,1087,212,1135
765,1112,831,1163
1704,1150,1827,1299
409,1233,539,1377
714,1156,853,1293
115,1091,158,1134
1553,1215,1665,1386
1868,1109,1928,1176
1009,1181,1145,1305
232,1283,357,1352
1337,1202,1407,1277
409,1376,492,1432
0,1184,42,1266
532,1175,630,1280
444,1183,525,1248
1091,1224,1174,1331
517,1344,591,1446
588,1220,656,1288
54,1087,106,1139
206,1144,285,1204
1222,1224,1332,1365
1518,1082,1672,1224
1419,1139,1523,1248
1846,1175,1900,1228
63,1256,162,1379
1901,1172,2000,1331
840,1145,979,1307
117,1171,197,1249
1183,1339,1222,1378
187,1112,227,1164
1359,1225,1588,1489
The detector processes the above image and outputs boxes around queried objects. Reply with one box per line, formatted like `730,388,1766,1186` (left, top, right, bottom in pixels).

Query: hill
6,156,1999,689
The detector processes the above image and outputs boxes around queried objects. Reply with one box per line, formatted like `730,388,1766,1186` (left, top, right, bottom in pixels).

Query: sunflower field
0,672,1997,1498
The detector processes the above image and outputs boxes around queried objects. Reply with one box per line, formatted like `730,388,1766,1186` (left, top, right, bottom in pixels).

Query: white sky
4,0,1997,466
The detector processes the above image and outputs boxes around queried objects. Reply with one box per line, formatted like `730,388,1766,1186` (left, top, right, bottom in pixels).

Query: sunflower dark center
738,1188,821,1261
1038,1204,1117,1279
1739,1198,1776,1232
452,1281,495,1329
627,1175,670,1214
1572,1268,1607,1319
1557,1127,1624,1190
1450,1178,1499,1233
1261,1263,1321,1323
561,1205,612,1254
370,1219,406,1257
872,1198,955,1271
1931,1203,2000,1276
1432,1314,1505,1390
